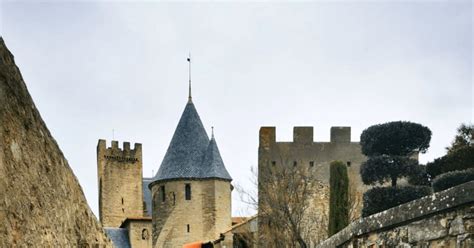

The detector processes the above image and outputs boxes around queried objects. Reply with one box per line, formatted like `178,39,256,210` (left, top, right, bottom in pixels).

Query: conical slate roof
200,136,232,180
153,100,232,182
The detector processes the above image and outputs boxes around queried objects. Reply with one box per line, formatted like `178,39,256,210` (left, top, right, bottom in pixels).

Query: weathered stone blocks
0,37,111,247
316,181,474,248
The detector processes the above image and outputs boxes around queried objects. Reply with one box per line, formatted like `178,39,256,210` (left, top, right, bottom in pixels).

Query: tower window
187,224,190,233
271,161,276,166
141,229,149,240
309,161,314,167
121,197,124,205
160,185,166,202
293,161,297,167
347,161,351,167
185,184,191,200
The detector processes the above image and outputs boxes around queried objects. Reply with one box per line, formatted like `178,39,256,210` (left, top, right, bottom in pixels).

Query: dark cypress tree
328,160,349,236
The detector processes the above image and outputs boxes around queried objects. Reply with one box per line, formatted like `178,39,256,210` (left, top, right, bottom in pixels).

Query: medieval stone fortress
97,88,234,247
0,27,473,248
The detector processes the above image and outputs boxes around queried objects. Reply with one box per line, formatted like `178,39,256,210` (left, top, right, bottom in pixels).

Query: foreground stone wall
0,38,112,247
317,181,474,248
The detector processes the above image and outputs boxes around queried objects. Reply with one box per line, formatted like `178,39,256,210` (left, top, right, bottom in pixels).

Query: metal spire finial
211,126,214,139
187,53,192,102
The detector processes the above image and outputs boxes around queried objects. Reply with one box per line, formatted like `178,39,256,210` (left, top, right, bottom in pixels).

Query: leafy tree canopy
362,186,431,217
360,155,418,186
360,121,431,156
427,146,474,178
447,123,473,155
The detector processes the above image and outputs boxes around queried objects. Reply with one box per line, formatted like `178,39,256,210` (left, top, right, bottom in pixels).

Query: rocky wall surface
317,181,474,248
0,37,112,247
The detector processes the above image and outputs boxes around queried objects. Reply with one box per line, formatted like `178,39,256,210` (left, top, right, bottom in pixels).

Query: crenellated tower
97,140,144,228
258,126,367,243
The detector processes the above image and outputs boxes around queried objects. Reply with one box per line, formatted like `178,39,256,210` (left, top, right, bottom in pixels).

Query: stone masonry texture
97,139,144,228
150,179,232,248
258,126,368,243
317,181,474,248
0,37,112,247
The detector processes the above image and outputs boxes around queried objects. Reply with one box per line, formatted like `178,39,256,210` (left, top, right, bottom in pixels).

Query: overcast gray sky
1,1,472,217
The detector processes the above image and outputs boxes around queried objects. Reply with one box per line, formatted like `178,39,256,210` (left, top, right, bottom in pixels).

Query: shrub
432,169,474,192
328,161,349,236
427,146,474,178
360,155,417,186
360,121,431,156
362,186,432,217
407,164,431,186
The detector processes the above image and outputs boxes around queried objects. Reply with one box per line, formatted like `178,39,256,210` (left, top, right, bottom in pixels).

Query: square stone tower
97,140,144,227
258,126,367,243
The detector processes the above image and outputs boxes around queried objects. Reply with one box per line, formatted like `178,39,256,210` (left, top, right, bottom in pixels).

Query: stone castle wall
0,38,112,247
122,219,153,248
259,126,367,191
317,181,474,247
97,139,144,228
150,179,232,248
258,126,368,242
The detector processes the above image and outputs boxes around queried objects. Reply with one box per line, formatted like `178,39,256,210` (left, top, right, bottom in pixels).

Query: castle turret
97,140,143,228
149,100,232,248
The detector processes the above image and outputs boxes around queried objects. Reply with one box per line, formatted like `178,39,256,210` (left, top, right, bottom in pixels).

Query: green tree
328,161,349,236
426,124,474,188
447,123,473,154
360,121,431,157
360,121,432,217
427,146,474,178
360,121,431,186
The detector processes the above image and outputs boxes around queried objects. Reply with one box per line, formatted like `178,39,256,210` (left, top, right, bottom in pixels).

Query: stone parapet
316,181,474,247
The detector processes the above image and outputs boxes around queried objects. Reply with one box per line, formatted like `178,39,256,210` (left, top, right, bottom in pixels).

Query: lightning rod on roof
187,53,192,102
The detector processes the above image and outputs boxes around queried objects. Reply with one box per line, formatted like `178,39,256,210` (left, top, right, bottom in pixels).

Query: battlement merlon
97,139,142,155
259,127,276,148
294,127,313,144
330,126,351,143
260,126,352,145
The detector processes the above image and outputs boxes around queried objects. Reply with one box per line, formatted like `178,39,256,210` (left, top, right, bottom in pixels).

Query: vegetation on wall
432,168,474,192
360,121,432,217
362,186,432,217
427,146,474,178
328,161,349,236
427,124,474,192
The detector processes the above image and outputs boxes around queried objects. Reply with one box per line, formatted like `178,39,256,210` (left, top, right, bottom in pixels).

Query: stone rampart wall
317,181,474,248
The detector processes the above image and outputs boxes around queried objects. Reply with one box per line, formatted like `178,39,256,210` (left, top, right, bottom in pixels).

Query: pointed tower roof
200,135,232,180
153,101,232,182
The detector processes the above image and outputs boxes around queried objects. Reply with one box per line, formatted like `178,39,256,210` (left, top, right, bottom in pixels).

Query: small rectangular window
187,224,190,233
185,184,191,200
347,161,351,167
160,185,166,202
293,161,297,167
271,161,276,166
309,161,314,167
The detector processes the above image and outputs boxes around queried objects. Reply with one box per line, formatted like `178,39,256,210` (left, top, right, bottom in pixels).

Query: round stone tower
149,99,232,248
